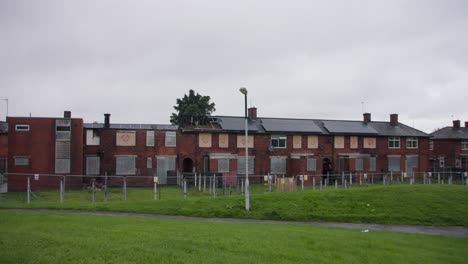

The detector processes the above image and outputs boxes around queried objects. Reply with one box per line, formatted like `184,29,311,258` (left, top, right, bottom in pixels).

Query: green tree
170,89,216,126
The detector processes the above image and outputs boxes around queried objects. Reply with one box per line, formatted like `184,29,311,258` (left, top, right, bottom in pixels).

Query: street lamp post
239,87,249,211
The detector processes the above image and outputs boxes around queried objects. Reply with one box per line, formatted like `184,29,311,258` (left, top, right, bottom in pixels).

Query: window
307,158,317,172
462,141,468,150
271,135,286,148
455,159,461,168
406,137,418,149
237,157,254,174
55,159,70,174
388,156,400,171
86,156,100,175
388,137,400,148
116,156,136,175
334,136,344,149
14,156,30,166
355,158,364,171
369,157,376,172
270,156,287,174
86,129,100,146
165,131,176,147
146,131,155,146
15,124,30,131
147,157,153,169
56,119,71,140
218,159,229,173
350,136,358,149
439,157,445,168
429,140,434,150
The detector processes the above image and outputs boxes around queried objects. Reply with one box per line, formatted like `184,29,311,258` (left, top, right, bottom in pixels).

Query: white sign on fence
153,176,159,183
34,174,39,181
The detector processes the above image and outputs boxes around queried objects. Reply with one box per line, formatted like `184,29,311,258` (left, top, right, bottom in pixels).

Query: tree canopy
170,89,216,126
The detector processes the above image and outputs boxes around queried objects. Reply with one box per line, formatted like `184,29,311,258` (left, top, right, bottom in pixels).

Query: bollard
27,177,31,204
123,177,127,201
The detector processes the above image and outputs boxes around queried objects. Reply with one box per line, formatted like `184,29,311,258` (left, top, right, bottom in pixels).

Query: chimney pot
248,107,257,121
453,120,460,129
363,113,371,123
390,114,398,126
104,113,111,128
64,111,71,118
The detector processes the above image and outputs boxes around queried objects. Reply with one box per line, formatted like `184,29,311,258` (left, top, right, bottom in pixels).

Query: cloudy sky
1,0,467,133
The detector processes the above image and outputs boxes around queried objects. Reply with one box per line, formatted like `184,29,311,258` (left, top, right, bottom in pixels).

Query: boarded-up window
86,129,100,146
237,135,254,148
293,135,302,149
199,133,212,148
165,131,176,147
388,156,400,172
350,136,358,149
116,131,136,146
271,157,287,174
364,137,376,149
307,136,318,149
334,136,344,149
56,141,71,159
218,159,229,173
55,159,70,174
307,158,317,172
406,155,418,176
56,119,71,140
355,158,364,171
146,131,155,146
116,156,136,175
86,156,100,175
147,157,152,169
219,134,229,148
237,157,254,174
14,156,30,166
369,157,376,172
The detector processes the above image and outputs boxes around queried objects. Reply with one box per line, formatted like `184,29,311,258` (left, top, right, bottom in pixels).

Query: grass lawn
1,185,468,226
0,211,467,264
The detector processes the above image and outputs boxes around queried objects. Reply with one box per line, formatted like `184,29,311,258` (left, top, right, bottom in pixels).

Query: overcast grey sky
1,0,467,133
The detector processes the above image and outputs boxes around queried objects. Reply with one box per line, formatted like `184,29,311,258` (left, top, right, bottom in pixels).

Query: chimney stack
453,120,460,129
390,114,398,126
104,113,111,128
465,121,468,128
64,111,71,118
248,107,257,121
363,113,371,123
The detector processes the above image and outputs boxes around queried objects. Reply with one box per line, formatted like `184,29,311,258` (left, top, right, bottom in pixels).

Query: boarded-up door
406,155,418,176
157,156,176,184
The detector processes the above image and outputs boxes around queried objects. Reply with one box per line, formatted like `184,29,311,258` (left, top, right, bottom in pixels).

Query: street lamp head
239,87,248,95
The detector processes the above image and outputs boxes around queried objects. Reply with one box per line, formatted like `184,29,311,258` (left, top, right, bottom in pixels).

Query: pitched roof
321,120,378,135
430,127,468,139
370,122,428,137
261,118,323,133
216,116,265,133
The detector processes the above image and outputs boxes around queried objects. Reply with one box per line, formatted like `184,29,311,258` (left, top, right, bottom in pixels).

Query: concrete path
3,208,468,239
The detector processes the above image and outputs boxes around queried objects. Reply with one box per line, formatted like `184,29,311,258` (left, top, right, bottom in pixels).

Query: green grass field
0,211,467,264
1,185,467,226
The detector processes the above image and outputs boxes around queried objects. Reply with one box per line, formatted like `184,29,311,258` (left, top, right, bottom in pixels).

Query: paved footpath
3,208,468,239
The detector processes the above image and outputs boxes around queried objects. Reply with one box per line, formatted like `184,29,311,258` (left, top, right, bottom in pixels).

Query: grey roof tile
216,116,265,133
430,127,468,139
322,120,378,134
261,118,323,133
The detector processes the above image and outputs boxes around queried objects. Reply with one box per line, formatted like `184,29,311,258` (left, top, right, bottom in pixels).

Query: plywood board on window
237,135,254,148
307,136,318,149
293,135,302,149
199,133,212,148
116,131,136,146
219,134,229,148
334,136,344,149
350,136,358,149
364,137,376,149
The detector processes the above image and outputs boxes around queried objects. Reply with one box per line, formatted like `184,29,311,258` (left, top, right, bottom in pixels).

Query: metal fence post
104,172,108,203
335,179,337,189
123,176,127,201
312,177,316,190
195,173,197,188
438,173,441,184
301,176,304,191
183,180,187,198
199,173,202,191
154,182,158,200
27,176,30,204
92,179,95,204
60,177,64,204
204,174,206,192
213,175,216,198
241,179,244,195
